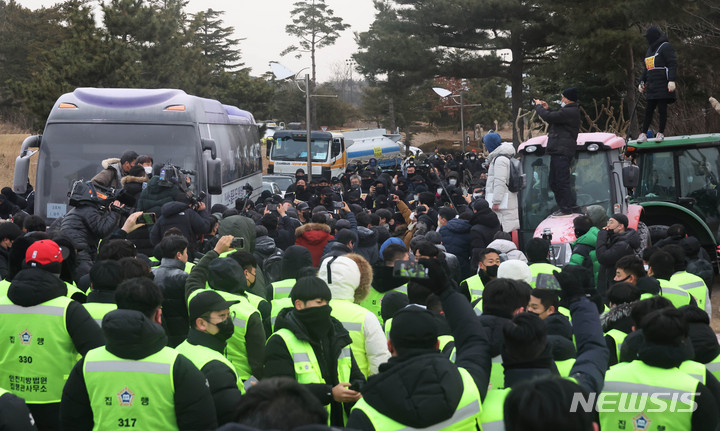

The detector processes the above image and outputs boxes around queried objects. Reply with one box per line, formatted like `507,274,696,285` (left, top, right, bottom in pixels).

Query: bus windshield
37,123,199,218
520,151,611,229
272,137,330,162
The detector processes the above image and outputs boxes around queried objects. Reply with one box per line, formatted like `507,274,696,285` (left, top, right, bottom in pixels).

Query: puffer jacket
118,174,148,207
469,202,501,253
535,102,581,158
318,254,390,377
596,228,641,298
60,203,120,276
487,239,528,263
295,223,334,267
136,175,184,215
150,201,213,257
152,258,189,348
641,29,678,101
569,226,600,287
486,142,520,232
90,158,123,189
439,218,473,278
355,226,379,266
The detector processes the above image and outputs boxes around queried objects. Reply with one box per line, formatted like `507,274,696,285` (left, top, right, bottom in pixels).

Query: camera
541,228,552,242
230,237,245,249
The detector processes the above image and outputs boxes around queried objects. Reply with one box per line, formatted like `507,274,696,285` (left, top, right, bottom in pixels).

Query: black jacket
59,309,217,431
0,391,37,430
264,308,365,427
535,102,581,158
7,268,104,356
0,246,9,280
59,203,120,270
150,201,213,256
595,228,641,296
153,258,190,348
346,289,491,430
183,328,243,426
641,32,678,101
469,208,501,254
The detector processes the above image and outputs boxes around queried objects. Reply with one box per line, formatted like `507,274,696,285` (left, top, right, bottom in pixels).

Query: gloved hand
553,270,585,303
668,81,676,92
417,258,451,295
638,82,646,93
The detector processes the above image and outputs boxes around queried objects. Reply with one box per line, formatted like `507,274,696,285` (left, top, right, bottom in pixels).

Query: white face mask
449,179,457,186
414,194,419,201
643,264,649,272
473,192,482,199
144,166,152,175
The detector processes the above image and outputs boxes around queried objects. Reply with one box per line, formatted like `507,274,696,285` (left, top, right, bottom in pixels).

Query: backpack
261,250,284,284
496,155,526,193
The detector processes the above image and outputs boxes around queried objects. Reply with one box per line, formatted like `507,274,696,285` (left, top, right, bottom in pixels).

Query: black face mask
210,317,234,341
350,184,361,190
294,305,332,340
296,185,305,193
362,179,373,189
483,265,499,278
398,184,408,192
375,186,386,195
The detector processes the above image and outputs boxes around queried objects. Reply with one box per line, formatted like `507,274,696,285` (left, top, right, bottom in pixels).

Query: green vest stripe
293,352,311,362
85,361,171,374
271,279,296,300
707,363,720,372
482,420,505,431
330,299,372,377
678,281,705,289
0,304,65,316
341,322,363,332
233,317,247,329
463,275,484,302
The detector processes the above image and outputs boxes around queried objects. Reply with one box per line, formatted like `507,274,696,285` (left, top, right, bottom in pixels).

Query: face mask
210,317,235,341
351,184,360,190
295,305,332,340
473,192,483,199
484,264,499,278
643,264,649,272
392,177,397,185
436,188,443,195
615,275,631,283
414,194,420,201
144,166,152,175
296,185,305,192
399,184,408,192
362,179,373,189
376,186,386,195
449,179,457,186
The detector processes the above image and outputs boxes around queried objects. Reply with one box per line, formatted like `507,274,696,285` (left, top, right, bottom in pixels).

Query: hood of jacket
609,228,641,249
636,276,661,295
218,215,257,252
121,175,148,186
444,218,471,235
255,235,278,256
545,312,574,341
280,245,314,279
295,223,332,245
479,313,513,357
101,158,121,169
600,302,634,332
102,309,168,360
573,226,599,247
8,268,68,306
318,255,360,301
547,334,576,361
361,352,464,428
470,207,500,229
160,201,190,217
487,238,518,254
357,226,378,247
488,142,516,162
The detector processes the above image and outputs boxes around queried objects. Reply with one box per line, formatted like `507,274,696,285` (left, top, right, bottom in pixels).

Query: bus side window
332,139,342,158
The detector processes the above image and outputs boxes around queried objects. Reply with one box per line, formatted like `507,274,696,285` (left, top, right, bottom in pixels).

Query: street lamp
432,87,481,153
271,62,313,181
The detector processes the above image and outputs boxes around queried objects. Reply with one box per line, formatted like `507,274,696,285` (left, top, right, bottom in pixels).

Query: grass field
0,134,35,189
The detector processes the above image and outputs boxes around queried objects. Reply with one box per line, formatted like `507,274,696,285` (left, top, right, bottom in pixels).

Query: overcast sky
17,0,377,82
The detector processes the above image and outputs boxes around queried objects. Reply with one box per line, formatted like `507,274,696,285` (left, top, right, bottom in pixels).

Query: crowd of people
0,121,717,431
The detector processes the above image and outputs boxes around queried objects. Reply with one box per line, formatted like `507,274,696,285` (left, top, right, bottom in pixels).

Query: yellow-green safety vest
489,355,504,391
706,352,720,382
555,358,576,377
463,275,484,303
670,272,707,310
271,279,297,301
175,340,244,393
529,262,561,289
359,284,407,324
187,289,259,380
83,346,179,431
605,329,627,363
270,297,294,330
438,335,457,363
679,360,707,385
184,261,195,273
270,327,353,424
658,279,692,308
478,387,509,431
0,278,84,302
83,302,118,327
351,367,482,431
600,360,697,431
0,295,77,403
330,299,376,378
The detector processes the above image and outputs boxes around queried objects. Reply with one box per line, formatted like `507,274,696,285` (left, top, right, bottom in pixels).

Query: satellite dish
270,62,296,80
432,87,453,98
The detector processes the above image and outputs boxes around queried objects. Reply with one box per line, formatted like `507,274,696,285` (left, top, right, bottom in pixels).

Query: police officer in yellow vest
526,238,562,289
528,288,576,375
83,260,123,327
266,245,314,301
663,244,712,316
347,258,491,430
318,254,390,378
460,248,500,304
176,290,244,426
648,250,694,308
185,235,266,380
359,242,409,324
0,239,104,430
482,267,610,430
60,277,217,431
600,308,720,430
263,276,365,427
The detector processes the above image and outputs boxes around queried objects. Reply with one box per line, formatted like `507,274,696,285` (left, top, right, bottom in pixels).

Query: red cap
26,240,64,265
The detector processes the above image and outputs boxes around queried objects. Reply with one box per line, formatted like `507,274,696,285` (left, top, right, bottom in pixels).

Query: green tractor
626,133,720,270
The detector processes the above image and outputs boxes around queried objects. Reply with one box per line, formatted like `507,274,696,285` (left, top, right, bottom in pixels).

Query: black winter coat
641,33,678,101
60,309,217,431
535,102,581,158
136,176,184,215
595,228,641,297
152,258,189,348
346,289,491,430
0,391,36,430
150,201,213,256
264,308,365,426
60,203,120,271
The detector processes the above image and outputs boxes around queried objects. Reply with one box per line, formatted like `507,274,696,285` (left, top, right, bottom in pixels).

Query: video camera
68,179,132,216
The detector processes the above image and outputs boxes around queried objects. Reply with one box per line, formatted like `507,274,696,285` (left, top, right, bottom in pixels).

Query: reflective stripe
678,281,705,289
94,318,103,326
603,381,694,401
707,363,720,372
85,361,171,374
293,352,310,363
469,289,483,296
233,317,247,329
339,347,351,360
275,286,292,294
341,322,362,332
397,285,408,294
688,373,704,382
395,401,481,431
0,304,65,316
482,420,505,431
492,355,503,363
531,276,538,283
662,287,690,297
